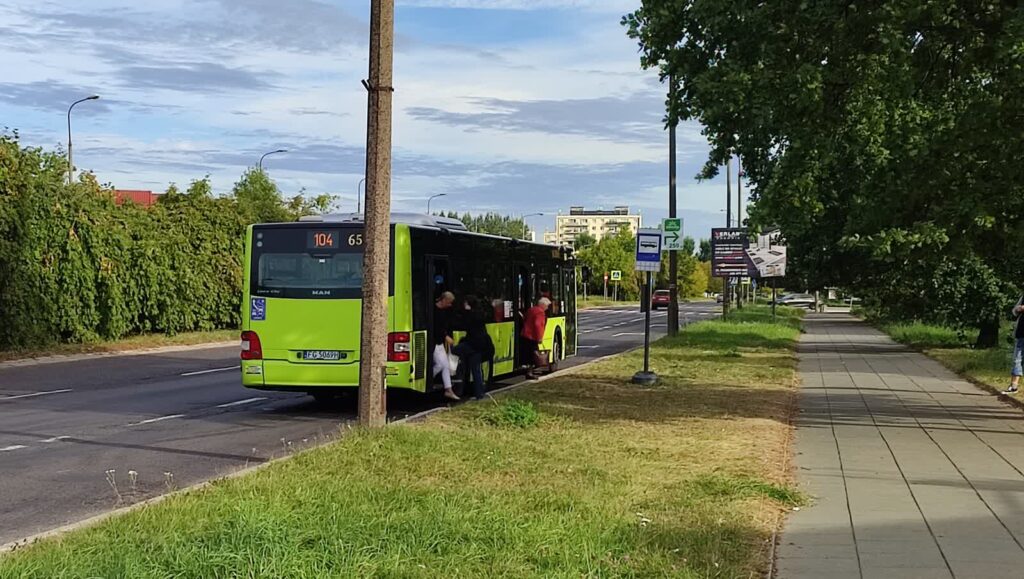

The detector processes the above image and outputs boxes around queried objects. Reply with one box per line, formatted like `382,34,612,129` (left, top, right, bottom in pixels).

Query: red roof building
113,189,160,207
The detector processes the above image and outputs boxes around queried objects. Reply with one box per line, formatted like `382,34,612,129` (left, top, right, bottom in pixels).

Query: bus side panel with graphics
241,214,576,397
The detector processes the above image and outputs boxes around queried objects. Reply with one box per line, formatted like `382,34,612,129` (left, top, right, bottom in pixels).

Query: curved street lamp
521,212,544,240
67,95,100,184
357,177,366,213
426,193,446,215
258,149,287,171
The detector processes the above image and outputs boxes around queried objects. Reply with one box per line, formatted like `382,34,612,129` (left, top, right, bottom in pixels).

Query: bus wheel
550,335,562,373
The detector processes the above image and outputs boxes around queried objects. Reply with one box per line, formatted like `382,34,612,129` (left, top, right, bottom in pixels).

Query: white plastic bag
447,351,460,375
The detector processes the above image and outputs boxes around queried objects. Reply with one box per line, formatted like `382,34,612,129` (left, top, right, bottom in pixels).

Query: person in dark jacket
432,291,459,401
1004,294,1024,394
453,295,494,400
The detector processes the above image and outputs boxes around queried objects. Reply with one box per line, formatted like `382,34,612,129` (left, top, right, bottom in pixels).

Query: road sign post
632,228,662,386
610,270,621,301
662,218,683,336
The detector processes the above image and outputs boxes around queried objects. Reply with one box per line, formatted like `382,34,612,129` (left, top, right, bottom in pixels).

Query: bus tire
550,333,562,373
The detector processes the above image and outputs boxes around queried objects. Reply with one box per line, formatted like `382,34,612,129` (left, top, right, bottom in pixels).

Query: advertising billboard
712,228,787,279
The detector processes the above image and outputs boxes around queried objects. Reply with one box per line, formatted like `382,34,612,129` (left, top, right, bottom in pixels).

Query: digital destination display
307,230,339,250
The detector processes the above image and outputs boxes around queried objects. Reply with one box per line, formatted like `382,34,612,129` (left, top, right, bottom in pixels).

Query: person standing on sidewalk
1004,294,1024,394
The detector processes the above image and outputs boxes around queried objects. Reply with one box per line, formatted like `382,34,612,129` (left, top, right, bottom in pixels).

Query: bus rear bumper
241,360,416,391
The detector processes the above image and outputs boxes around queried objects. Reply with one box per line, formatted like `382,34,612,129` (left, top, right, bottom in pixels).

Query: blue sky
0,0,745,241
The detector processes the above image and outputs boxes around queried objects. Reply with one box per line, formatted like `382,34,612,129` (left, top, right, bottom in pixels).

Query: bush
0,133,330,349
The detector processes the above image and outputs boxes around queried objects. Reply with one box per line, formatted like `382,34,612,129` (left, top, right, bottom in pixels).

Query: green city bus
240,213,577,399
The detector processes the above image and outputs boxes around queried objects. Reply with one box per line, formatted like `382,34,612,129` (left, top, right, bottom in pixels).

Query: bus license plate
302,350,342,361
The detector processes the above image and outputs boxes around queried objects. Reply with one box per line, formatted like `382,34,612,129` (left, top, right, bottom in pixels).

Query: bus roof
290,212,572,255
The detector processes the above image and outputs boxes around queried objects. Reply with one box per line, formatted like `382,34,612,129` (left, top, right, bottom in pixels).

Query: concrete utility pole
358,0,396,428
737,156,745,304
67,95,99,185
667,74,679,337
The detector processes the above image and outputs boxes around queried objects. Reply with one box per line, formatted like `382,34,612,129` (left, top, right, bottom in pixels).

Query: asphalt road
0,302,720,546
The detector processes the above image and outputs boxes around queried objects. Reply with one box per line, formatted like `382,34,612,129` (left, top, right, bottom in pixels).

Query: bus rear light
241,331,263,360
388,332,411,362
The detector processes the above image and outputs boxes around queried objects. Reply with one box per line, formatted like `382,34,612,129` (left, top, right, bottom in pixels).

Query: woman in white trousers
432,291,459,400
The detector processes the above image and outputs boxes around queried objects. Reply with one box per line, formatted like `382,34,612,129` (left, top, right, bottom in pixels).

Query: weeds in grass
104,470,121,504
480,399,540,428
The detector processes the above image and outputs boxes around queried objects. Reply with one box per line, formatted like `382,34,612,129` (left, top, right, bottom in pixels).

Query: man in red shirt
522,297,551,378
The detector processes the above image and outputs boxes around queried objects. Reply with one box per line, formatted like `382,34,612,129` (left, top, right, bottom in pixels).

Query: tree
624,2,1024,344
575,231,597,250
231,168,289,224
697,239,711,262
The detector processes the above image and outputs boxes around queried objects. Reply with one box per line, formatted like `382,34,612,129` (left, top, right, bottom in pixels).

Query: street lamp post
67,95,100,185
357,177,366,213
258,149,287,171
426,193,446,215
521,212,543,241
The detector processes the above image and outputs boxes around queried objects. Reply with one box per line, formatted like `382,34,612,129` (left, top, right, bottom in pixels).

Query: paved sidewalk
777,314,1024,579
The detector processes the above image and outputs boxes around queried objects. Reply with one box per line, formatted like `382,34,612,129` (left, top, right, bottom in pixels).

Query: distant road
0,302,720,545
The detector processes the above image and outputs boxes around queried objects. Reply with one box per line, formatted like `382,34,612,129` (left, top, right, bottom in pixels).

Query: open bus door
564,264,577,357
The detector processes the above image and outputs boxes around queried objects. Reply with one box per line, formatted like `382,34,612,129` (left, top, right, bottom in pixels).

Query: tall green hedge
0,133,326,349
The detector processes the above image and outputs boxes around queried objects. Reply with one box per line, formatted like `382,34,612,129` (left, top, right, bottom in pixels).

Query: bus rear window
256,253,363,299
250,226,392,299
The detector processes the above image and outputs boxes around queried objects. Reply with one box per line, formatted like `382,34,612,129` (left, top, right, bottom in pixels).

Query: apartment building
548,206,642,247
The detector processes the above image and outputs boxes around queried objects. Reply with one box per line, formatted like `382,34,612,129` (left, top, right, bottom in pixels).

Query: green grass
724,304,805,330
0,317,804,578
577,297,637,309
881,322,969,349
0,330,239,363
877,322,1016,395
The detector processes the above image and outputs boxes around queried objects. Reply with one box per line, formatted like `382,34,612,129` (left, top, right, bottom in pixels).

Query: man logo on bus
251,298,266,321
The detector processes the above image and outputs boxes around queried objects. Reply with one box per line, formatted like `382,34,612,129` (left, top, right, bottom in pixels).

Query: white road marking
577,345,600,349
39,436,71,443
215,397,268,408
612,332,644,337
0,389,72,401
0,445,27,452
181,365,240,377
128,414,185,426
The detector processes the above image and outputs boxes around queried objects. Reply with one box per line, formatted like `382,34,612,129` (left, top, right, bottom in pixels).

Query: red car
652,290,672,310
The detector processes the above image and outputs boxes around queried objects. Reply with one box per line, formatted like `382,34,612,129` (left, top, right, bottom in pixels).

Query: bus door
425,256,452,388
515,264,533,366
564,265,578,356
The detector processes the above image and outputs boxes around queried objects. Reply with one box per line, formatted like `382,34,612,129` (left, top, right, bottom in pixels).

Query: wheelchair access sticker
251,298,266,321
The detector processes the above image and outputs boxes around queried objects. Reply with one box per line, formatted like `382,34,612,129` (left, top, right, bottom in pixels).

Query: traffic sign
635,228,663,272
610,270,622,281
662,218,684,251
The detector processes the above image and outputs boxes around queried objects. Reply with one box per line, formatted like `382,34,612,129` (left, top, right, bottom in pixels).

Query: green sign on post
662,218,683,251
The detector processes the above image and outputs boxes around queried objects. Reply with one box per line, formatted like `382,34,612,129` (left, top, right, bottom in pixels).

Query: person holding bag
522,297,551,379
1004,294,1024,395
432,291,460,401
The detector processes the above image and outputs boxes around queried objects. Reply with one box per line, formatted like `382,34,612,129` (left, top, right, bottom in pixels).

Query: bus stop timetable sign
635,228,662,273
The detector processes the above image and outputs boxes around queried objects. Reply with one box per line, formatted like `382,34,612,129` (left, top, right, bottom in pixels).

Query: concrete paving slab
776,314,1024,578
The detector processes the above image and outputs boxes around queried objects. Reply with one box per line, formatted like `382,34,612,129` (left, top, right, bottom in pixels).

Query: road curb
0,348,636,556
0,341,238,371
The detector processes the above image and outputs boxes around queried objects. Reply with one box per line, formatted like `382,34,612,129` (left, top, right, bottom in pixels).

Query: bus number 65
348,234,364,246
